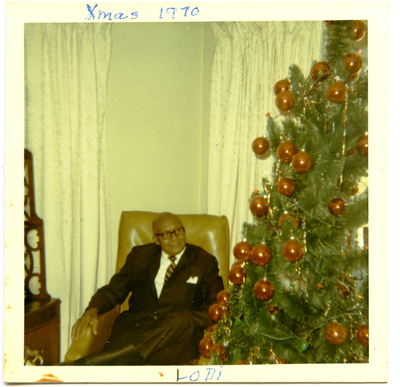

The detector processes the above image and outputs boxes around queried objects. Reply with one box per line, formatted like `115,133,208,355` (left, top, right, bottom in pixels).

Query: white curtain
207,21,324,266
24,23,113,359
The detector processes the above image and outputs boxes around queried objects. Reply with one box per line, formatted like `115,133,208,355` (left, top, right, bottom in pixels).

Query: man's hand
71,308,99,341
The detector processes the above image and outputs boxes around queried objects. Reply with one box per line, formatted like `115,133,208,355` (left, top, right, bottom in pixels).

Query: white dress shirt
154,247,186,297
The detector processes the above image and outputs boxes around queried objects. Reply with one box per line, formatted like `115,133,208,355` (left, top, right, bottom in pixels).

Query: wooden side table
25,298,61,365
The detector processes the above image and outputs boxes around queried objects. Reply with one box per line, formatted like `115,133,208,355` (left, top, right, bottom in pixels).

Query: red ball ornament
229,265,246,285
252,137,270,155
217,290,230,307
352,21,366,42
356,134,368,156
310,61,330,82
210,344,227,362
276,178,296,197
278,213,299,229
251,243,272,266
292,151,313,174
254,279,275,301
328,198,347,216
233,241,252,261
277,140,298,163
343,54,362,74
326,81,347,104
325,322,347,345
275,90,296,111
282,239,303,262
250,196,268,216
199,336,214,358
208,303,222,322
273,79,291,96
356,325,369,347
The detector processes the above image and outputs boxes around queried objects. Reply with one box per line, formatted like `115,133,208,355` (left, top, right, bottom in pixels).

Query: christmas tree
202,20,369,364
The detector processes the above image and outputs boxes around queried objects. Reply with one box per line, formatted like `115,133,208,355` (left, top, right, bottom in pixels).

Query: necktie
164,256,177,284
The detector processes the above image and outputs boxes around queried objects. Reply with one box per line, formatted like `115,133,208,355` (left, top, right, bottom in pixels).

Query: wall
105,23,215,266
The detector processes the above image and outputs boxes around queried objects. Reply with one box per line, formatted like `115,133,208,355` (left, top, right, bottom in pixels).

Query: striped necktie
164,256,177,284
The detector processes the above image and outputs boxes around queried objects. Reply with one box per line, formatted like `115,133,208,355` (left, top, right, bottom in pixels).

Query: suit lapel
148,248,162,299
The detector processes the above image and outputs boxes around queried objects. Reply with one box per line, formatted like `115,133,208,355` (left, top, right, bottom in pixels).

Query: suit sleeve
190,254,224,329
85,253,133,315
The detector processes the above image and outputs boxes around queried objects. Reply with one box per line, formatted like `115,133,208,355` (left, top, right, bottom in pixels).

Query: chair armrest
64,305,120,363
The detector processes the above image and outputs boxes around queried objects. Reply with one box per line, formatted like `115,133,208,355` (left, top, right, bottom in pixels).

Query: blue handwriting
86,4,138,20
177,366,222,382
159,6,199,19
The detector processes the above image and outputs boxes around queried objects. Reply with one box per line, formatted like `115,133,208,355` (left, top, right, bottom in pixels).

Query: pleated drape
24,23,113,359
207,21,324,265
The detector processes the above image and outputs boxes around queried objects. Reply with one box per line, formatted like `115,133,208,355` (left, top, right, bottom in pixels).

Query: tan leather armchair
65,211,229,363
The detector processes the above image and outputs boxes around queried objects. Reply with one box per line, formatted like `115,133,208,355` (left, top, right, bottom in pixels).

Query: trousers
75,311,198,365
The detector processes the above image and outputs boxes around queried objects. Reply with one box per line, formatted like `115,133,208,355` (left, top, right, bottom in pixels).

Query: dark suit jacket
87,243,224,330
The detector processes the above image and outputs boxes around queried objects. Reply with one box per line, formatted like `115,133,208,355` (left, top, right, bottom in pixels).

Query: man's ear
153,234,160,245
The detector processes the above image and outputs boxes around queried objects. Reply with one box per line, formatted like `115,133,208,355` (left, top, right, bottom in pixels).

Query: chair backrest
116,211,230,311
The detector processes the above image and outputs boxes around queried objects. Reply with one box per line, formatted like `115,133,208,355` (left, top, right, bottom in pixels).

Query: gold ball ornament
326,81,347,104
276,178,296,197
208,303,223,322
251,243,272,266
210,344,227,362
217,290,230,307
282,239,303,262
328,198,347,216
277,140,298,163
229,265,246,285
250,196,268,216
252,137,270,155
273,79,291,96
356,134,368,156
325,322,347,345
356,325,369,346
236,360,250,365
254,279,275,301
292,151,313,174
352,21,366,42
199,336,214,358
343,54,362,74
310,61,330,82
233,241,252,261
278,213,299,229
275,90,296,111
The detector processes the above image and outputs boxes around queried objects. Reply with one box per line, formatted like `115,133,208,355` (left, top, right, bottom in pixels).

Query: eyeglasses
154,227,185,240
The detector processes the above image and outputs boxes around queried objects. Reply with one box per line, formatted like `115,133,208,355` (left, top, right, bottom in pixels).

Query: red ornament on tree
356,134,368,156
229,265,246,285
254,279,275,301
356,325,369,347
250,196,268,216
326,81,347,103
217,290,230,307
292,151,313,174
208,303,222,322
275,90,296,111
310,61,330,82
282,239,303,262
276,178,296,197
251,243,272,266
252,137,270,155
233,241,252,261
328,198,347,216
352,21,366,42
278,213,299,229
325,322,347,345
277,140,298,163
199,336,214,358
210,344,227,362
273,79,291,95
343,54,362,74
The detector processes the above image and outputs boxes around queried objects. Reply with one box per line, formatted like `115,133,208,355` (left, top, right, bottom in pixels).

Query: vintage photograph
5,1,390,384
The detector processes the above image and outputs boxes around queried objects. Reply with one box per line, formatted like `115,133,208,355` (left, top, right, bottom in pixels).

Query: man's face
152,215,186,256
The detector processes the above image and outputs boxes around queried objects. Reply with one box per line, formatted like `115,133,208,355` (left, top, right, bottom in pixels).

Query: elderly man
72,212,224,365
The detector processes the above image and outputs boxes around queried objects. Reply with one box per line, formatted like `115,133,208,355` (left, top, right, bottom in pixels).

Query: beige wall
105,23,215,266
